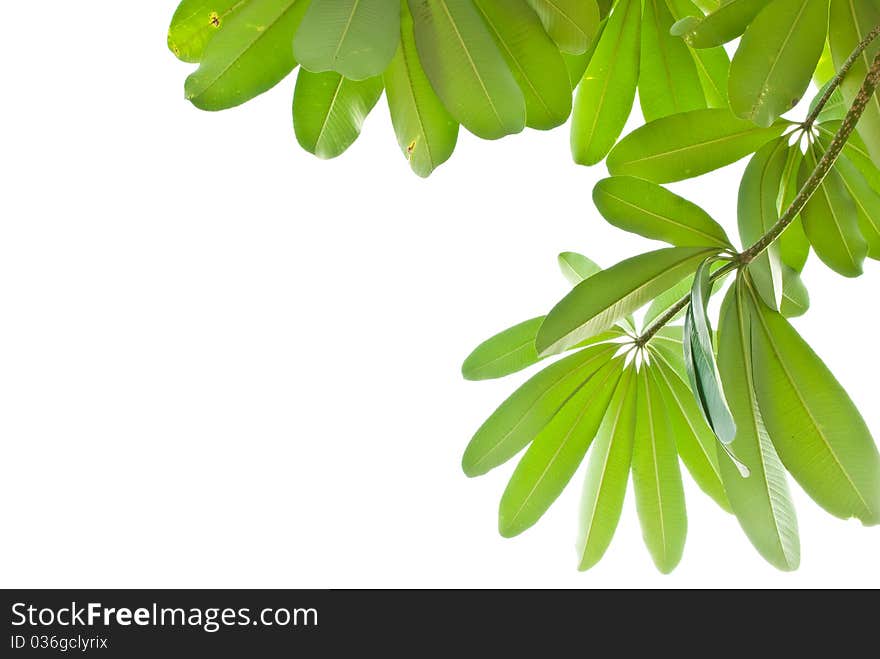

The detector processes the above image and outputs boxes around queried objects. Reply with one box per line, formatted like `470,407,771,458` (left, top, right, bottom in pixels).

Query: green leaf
834,154,880,260
750,290,880,525
639,0,707,122
385,3,460,177
462,317,544,381
293,70,384,159
810,82,848,123
631,366,687,574
499,357,623,537
778,143,811,272
562,19,607,88
577,366,637,570
473,0,572,130
799,144,867,277
691,43,731,109
729,0,829,128
408,0,526,139
683,258,737,444
672,0,774,49
558,251,601,286
168,0,247,63
738,138,789,311
649,351,731,512
462,343,617,477
829,0,880,164
717,282,800,571
537,247,719,356
593,176,731,248
780,266,810,318
641,264,734,329
607,109,789,183
526,0,600,54
294,0,400,80
816,121,880,193
185,0,310,111
570,0,642,165
815,38,837,85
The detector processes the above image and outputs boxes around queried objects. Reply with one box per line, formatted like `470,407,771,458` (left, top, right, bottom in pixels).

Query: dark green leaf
632,366,687,573
717,281,800,571
473,0,573,130
185,0,310,111
607,109,790,183
462,343,617,477
385,3,460,177
594,176,732,248
408,0,526,139
577,366,637,570
570,0,642,165
499,357,623,537
537,247,719,356
294,0,400,80
729,0,829,127
293,70,384,159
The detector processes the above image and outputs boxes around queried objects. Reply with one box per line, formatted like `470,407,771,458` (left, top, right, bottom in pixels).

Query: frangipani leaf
607,109,789,183
834,154,880,260
537,247,719,356
463,343,618,477
683,258,736,444
571,0,642,165
671,0,774,49
526,0,600,54
293,70,384,159
594,176,732,248
294,0,400,80
577,366,637,570
185,0,310,110
729,0,829,128
474,0,572,130
499,357,623,537
717,281,800,571
738,138,789,311
632,366,687,573
558,251,601,285
462,317,545,381
409,0,526,139
749,292,880,525
780,266,810,318
168,0,246,63
385,3,460,177
778,143,811,272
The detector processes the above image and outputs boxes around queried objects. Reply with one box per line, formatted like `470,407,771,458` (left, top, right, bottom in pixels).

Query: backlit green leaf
729,0,829,127
717,282,800,571
672,0,774,49
799,144,867,277
607,109,789,183
293,70,384,159
294,0,400,80
778,142,811,272
409,0,526,139
462,317,544,381
168,0,246,63
463,343,617,477
639,0,706,122
817,120,880,193
558,251,601,285
632,366,687,573
571,0,642,165
834,154,880,259
499,357,623,537
594,176,731,248
577,366,637,570
537,247,719,356
473,0,572,130
750,291,880,524
385,3,460,177
739,138,789,310
185,0,310,110
526,0,600,54
562,19,607,88
780,266,810,318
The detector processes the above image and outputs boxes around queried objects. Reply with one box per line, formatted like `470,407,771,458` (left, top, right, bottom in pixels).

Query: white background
1,3,878,588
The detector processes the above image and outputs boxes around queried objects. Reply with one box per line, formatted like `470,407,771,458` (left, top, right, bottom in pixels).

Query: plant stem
637,46,880,348
803,24,880,129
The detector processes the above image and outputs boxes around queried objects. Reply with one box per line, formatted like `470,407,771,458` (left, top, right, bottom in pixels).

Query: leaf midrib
332,0,363,64
601,189,725,245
